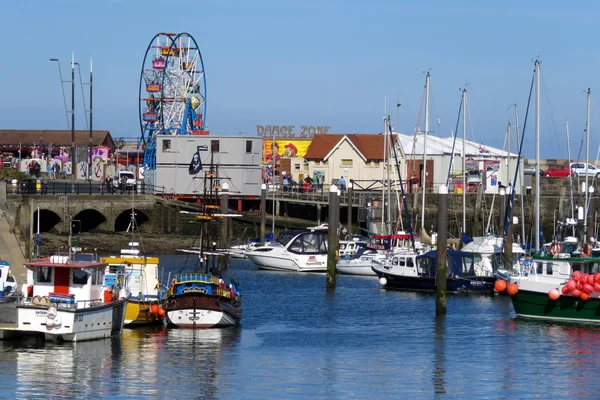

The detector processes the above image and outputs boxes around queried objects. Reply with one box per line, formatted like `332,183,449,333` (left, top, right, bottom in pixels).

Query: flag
188,151,202,175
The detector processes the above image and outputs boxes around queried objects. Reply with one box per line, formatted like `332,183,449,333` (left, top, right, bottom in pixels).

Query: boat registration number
35,311,47,317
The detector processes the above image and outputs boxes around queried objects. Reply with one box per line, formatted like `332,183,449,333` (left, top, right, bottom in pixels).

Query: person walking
338,176,346,192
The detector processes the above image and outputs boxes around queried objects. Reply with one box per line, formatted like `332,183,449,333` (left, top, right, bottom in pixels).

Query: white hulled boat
246,230,328,272
8,255,129,342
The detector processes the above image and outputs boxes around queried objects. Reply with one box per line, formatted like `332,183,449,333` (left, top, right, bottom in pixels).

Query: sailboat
501,63,600,323
101,189,166,327
164,143,242,328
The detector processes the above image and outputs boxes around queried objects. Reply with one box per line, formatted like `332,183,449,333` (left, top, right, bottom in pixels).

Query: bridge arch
73,209,108,232
114,209,150,232
33,209,62,232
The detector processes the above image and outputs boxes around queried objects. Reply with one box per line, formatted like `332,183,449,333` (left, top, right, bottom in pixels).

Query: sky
3,0,600,160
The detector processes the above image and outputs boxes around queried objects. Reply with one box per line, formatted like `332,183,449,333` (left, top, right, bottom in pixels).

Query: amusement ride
138,32,207,171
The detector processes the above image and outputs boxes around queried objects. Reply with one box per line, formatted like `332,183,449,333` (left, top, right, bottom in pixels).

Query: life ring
549,242,560,257
580,242,592,258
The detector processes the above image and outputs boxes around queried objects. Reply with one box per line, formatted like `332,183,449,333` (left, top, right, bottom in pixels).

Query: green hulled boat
509,242,600,324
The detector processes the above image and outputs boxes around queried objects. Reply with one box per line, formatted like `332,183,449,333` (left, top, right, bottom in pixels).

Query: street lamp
49,58,70,129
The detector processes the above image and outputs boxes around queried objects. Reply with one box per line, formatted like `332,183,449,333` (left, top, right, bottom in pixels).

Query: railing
5,180,168,196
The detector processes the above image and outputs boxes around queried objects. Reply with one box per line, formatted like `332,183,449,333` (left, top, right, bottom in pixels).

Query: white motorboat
4,255,129,342
0,260,17,297
246,230,328,272
336,247,385,276
461,235,525,276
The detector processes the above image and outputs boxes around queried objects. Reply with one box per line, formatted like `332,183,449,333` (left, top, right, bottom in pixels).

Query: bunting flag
188,151,202,175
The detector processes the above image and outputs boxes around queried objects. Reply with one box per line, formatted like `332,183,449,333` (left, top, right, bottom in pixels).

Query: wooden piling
436,185,448,315
260,183,267,245
347,183,353,235
327,185,339,289
220,190,229,249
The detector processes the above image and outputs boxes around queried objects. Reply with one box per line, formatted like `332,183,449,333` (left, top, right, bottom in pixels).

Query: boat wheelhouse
102,242,165,327
373,249,495,294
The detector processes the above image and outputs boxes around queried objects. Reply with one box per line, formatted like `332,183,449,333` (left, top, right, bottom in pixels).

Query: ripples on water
1,255,600,399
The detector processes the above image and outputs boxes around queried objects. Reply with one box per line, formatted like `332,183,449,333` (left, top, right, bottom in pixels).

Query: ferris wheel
139,32,207,169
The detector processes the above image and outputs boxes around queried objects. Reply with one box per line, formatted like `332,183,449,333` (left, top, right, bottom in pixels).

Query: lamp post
49,58,70,129
70,53,75,191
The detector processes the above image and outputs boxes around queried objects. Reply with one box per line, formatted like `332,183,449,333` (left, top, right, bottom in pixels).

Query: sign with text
262,139,312,164
256,125,331,138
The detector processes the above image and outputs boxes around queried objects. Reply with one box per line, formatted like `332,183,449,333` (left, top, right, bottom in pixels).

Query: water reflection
432,315,447,396
12,336,121,399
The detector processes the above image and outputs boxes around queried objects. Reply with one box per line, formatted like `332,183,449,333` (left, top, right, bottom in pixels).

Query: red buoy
572,271,582,281
548,289,560,301
588,274,595,285
580,292,590,301
572,289,582,298
507,283,519,296
584,284,594,295
151,304,160,315
561,285,571,295
158,308,166,318
566,280,577,291
594,283,600,293
494,280,507,293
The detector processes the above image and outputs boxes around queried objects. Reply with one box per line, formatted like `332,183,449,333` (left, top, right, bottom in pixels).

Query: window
536,262,543,274
72,269,89,285
92,268,103,285
294,164,300,170
37,267,52,283
546,262,553,275
341,159,353,166
162,139,171,152
211,140,220,153
245,140,252,153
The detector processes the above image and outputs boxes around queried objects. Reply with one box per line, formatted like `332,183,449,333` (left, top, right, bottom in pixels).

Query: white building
396,132,521,194
302,133,405,189
150,135,263,196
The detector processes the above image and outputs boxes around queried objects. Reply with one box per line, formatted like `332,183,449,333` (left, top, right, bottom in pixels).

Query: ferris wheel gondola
139,32,207,170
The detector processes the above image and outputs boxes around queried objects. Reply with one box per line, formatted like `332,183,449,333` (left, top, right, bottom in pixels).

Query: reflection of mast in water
163,328,241,397
14,338,120,398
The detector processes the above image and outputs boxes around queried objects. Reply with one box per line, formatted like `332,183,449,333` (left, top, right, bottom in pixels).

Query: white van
117,170,136,191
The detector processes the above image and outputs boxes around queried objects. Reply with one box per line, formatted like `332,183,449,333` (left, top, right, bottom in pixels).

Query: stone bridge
7,194,158,235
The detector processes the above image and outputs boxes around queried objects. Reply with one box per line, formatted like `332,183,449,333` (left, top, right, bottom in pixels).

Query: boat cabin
286,231,328,255
25,256,108,309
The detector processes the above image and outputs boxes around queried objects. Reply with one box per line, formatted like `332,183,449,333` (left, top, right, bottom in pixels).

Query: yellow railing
175,273,218,285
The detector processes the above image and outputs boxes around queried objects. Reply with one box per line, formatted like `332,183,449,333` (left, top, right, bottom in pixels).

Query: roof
304,133,402,161
0,130,115,148
396,131,517,158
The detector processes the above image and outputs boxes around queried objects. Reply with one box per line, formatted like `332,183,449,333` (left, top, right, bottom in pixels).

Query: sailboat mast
271,131,277,236
507,122,511,189
535,60,541,252
461,89,466,235
515,105,525,245
566,120,575,233
421,72,430,233
386,117,392,236
585,88,591,242
382,115,389,235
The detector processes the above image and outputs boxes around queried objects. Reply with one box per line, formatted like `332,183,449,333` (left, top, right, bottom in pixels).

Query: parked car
543,164,572,178
569,162,600,177
523,165,542,176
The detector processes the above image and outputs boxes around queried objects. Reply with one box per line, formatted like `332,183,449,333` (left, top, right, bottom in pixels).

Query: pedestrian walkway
0,212,26,286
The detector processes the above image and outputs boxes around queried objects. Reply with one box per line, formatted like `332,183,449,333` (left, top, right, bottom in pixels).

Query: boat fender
53,315,62,328
46,307,57,320
549,242,560,258
581,242,591,258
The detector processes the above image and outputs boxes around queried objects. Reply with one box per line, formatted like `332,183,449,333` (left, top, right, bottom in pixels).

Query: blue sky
3,0,600,159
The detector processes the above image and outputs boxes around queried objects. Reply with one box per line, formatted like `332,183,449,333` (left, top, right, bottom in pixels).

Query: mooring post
220,183,229,249
326,185,339,289
347,182,353,235
260,183,267,245
436,185,448,315
499,188,506,238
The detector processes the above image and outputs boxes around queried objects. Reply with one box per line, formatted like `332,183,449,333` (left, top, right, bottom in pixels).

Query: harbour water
0,255,599,399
